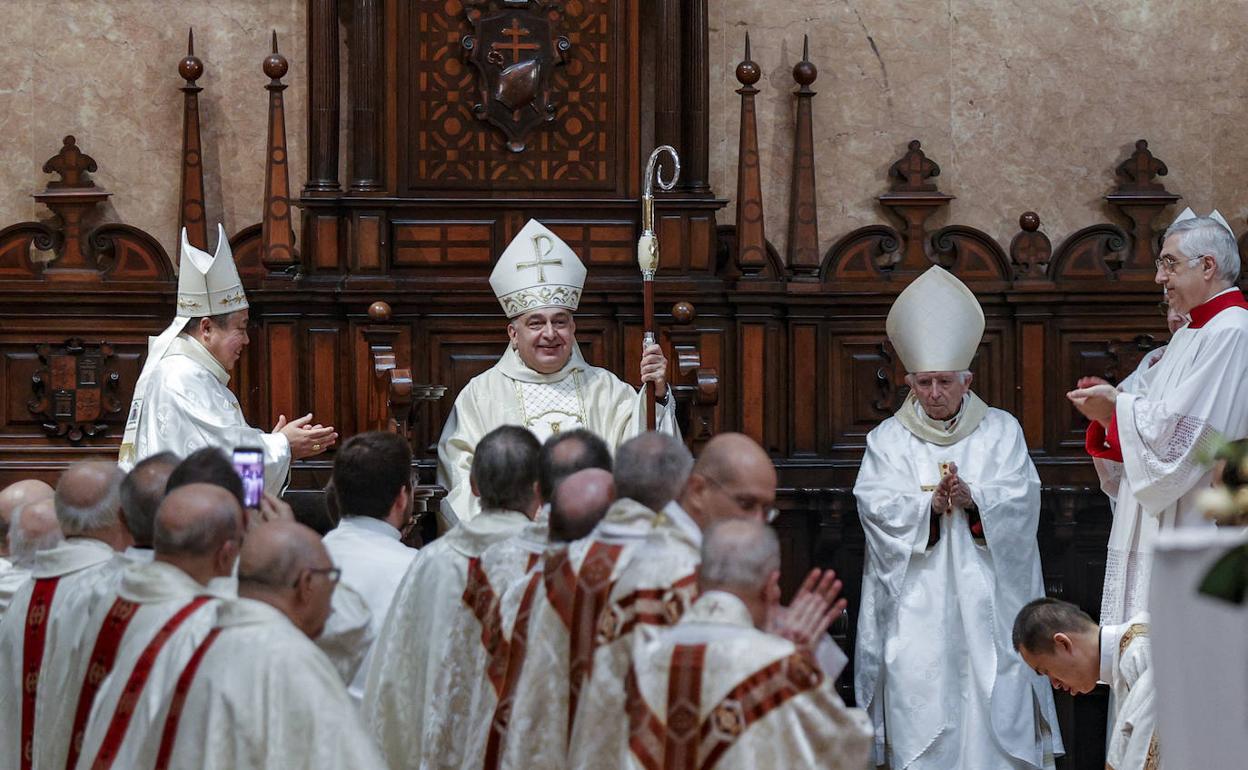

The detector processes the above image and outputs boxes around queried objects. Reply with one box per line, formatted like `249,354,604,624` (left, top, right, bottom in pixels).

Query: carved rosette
462,0,569,152
28,339,122,442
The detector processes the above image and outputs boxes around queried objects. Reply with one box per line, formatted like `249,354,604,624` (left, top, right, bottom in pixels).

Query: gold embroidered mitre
490,219,586,318
886,266,984,373
176,223,249,317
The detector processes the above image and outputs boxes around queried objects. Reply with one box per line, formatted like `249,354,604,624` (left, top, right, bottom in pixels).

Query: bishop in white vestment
1071,209,1248,625
119,225,335,495
438,218,678,525
855,267,1061,770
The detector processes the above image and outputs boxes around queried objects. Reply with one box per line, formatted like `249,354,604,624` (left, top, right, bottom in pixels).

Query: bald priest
438,219,679,525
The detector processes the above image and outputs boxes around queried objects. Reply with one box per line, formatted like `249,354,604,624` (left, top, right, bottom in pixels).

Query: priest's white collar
125,545,155,563
443,508,531,557
597,497,659,540
1098,623,1116,686
31,536,117,578
171,333,231,385
337,514,402,541
681,590,754,629
496,341,587,385
119,558,215,603
661,500,702,549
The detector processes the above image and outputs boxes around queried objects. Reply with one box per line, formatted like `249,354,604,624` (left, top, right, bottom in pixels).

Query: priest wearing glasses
1069,208,1248,627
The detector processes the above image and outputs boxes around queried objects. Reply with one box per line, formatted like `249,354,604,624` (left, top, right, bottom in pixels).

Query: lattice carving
405,0,619,190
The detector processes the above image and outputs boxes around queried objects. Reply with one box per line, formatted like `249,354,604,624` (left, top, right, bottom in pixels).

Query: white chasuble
498,498,660,770
1092,291,1248,625
430,520,548,770
854,406,1061,770
437,344,679,525
1149,527,1248,770
0,557,30,621
71,560,226,770
157,597,385,769
568,520,701,770
626,591,874,770
0,538,127,770
1100,614,1161,770
361,509,530,770
119,335,290,496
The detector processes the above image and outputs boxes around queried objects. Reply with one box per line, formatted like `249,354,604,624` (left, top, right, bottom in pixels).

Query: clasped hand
639,342,668,400
932,462,974,514
273,412,338,459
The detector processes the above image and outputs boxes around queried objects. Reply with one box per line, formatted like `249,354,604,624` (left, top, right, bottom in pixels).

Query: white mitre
1170,206,1235,237
490,219,586,318
886,266,984,373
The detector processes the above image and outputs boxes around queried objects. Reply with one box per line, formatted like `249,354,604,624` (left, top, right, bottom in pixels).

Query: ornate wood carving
786,36,820,279
28,339,122,442
399,0,622,191
177,29,208,252
733,34,773,278
462,0,569,153
1104,139,1180,277
262,33,298,274
1010,211,1053,283
668,301,718,452
304,0,342,195
878,140,955,275
349,0,385,189
929,224,1012,284
679,0,710,193
0,137,172,282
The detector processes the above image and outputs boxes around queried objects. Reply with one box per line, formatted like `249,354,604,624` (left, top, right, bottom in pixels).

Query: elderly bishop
438,219,679,525
854,267,1062,770
118,226,335,494
1069,209,1248,625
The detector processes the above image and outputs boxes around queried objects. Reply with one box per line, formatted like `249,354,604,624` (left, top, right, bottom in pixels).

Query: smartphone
232,447,265,508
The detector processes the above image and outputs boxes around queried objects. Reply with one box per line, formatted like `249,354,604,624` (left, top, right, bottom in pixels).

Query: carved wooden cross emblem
494,18,539,63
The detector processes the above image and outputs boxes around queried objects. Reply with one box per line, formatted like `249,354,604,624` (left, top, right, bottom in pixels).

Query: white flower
1198,487,1237,522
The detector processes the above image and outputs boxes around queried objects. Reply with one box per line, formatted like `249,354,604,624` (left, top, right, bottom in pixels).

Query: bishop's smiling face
508,309,576,374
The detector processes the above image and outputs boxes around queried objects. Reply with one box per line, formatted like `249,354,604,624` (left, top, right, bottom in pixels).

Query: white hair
700,519,780,594
905,370,972,384
8,503,64,565
614,432,693,511
1164,217,1241,284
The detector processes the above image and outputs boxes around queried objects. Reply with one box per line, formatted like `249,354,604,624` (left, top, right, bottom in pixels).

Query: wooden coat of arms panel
400,0,631,194
27,339,122,442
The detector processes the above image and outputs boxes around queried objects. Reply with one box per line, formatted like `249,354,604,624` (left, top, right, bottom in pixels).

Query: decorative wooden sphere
368,301,392,321
793,59,817,86
736,59,760,86
671,301,695,324
1019,211,1041,232
179,54,203,82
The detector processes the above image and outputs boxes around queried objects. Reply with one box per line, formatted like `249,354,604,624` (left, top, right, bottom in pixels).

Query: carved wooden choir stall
0,3,1244,768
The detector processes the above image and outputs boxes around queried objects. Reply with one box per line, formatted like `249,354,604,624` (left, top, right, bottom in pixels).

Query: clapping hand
767,568,847,652
1066,382,1118,427
274,413,338,459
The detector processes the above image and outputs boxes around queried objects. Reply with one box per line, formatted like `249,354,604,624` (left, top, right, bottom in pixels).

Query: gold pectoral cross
516,233,562,283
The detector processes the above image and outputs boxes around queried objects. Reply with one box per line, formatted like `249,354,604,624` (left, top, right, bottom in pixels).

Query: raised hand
274,413,339,459
767,568,847,652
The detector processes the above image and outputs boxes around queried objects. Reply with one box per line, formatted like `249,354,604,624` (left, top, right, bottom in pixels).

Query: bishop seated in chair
437,219,679,526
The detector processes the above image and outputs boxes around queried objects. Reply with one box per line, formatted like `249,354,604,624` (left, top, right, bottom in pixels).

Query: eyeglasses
294,566,341,588
700,474,780,523
1154,254,1206,274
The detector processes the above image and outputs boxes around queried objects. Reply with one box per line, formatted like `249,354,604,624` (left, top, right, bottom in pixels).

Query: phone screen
232,447,265,508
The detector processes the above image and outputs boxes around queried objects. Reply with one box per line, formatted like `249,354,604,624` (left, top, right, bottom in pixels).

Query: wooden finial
793,33,817,87
802,33,809,61
179,27,204,83
736,31,760,87
263,30,289,81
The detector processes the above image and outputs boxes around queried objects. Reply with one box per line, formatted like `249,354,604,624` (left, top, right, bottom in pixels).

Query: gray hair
8,503,64,564
471,425,542,512
700,519,780,594
1011,597,1097,654
613,432,693,511
1164,216,1241,284
54,461,124,536
120,452,181,547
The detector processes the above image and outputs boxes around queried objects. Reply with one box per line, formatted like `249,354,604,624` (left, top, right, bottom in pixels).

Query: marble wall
3,1,1245,264
0,1,305,264
708,0,1248,256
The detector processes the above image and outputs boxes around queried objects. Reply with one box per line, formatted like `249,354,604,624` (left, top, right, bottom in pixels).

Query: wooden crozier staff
638,146,680,429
